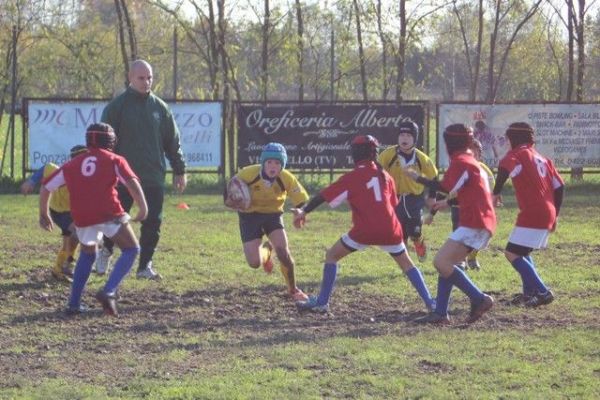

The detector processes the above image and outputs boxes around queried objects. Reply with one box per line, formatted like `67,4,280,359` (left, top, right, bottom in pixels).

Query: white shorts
75,214,131,246
341,233,407,255
508,226,550,249
449,227,492,251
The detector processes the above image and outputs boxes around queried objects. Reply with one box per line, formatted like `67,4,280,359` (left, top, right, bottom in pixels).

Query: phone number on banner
185,152,214,163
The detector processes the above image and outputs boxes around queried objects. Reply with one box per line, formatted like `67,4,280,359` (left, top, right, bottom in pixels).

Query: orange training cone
177,202,190,210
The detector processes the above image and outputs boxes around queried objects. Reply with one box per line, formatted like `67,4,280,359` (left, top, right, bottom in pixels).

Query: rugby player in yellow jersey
20,145,88,282
378,121,438,262
233,143,310,301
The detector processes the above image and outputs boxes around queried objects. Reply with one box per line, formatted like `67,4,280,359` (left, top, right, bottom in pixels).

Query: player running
292,135,435,313
493,122,564,307
230,142,310,302
405,124,495,324
40,123,148,317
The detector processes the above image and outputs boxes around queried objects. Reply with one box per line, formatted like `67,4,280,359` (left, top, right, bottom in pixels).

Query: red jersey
499,144,564,229
442,152,496,234
320,160,404,245
43,148,138,227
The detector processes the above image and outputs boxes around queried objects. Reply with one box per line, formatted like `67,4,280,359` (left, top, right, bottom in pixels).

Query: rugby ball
224,176,251,211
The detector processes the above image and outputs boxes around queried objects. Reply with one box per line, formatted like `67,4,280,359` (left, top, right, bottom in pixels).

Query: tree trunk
114,0,137,87
119,0,137,60
376,0,388,99
208,0,220,100
491,1,542,100
295,0,304,102
486,0,501,102
573,0,586,180
576,0,585,101
566,0,574,101
261,0,270,102
217,0,233,176
353,0,368,101
395,0,406,101
473,0,483,101
114,0,129,86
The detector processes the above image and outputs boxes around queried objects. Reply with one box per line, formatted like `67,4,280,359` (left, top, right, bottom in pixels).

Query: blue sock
434,275,453,316
512,256,548,294
405,267,434,310
68,251,96,309
510,257,534,295
448,267,485,303
316,263,338,306
103,247,139,295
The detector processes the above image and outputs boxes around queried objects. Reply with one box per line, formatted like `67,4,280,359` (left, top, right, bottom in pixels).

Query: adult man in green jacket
98,59,187,279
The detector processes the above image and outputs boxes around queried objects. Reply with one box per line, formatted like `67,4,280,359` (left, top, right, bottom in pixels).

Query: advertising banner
26,100,222,170
237,103,427,170
438,103,600,169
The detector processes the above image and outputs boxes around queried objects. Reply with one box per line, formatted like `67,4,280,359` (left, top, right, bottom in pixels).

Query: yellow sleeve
43,163,59,179
480,162,495,188
236,164,261,183
280,170,309,207
417,151,438,180
378,146,396,172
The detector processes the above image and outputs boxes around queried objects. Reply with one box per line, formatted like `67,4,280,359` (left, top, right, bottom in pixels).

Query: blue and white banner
27,100,222,170
438,103,600,169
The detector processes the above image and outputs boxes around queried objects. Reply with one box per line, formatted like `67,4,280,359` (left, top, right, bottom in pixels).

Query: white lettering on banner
28,101,223,170
245,107,414,135
243,141,299,152
306,141,352,153
245,109,337,135
438,103,600,169
339,109,412,128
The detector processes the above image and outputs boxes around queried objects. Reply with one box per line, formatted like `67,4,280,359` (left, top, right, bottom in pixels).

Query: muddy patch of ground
0,268,598,389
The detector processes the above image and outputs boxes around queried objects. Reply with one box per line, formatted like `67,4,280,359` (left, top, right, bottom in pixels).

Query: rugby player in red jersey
406,124,495,324
292,135,435,313
40,123,148,317
493,122,564,307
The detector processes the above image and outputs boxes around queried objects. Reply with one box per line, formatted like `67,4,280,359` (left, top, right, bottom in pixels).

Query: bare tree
353,0,368,101
395,0,406,101
261,0,270,102
394,0,450,101
452,0,484,101
374,0,389,99
486,0,543,102
114,0,138,86
295,0,304,102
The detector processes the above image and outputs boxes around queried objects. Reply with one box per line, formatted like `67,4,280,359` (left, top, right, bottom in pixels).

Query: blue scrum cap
260,142,287,169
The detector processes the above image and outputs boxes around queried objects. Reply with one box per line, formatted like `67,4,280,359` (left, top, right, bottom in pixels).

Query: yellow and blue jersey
236,165,309,213
29,163,71,212
378,146,438,196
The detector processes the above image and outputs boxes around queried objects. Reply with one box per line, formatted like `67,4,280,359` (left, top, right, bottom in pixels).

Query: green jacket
101,87,186,187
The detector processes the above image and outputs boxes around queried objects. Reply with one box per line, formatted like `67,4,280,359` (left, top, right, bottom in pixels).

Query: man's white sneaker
136,262,162,280
95,247,112,275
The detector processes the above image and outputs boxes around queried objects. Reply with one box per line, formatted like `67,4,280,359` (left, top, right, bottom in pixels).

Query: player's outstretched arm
291,193,326,229
38,187,53,231
290,208,306,229
125,178,148,222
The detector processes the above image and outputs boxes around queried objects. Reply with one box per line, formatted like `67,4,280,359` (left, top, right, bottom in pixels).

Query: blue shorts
50,209,74,236
238,212,284,243
395,194,425,238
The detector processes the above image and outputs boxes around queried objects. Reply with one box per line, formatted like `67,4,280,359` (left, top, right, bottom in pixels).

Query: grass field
0,181,599,399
